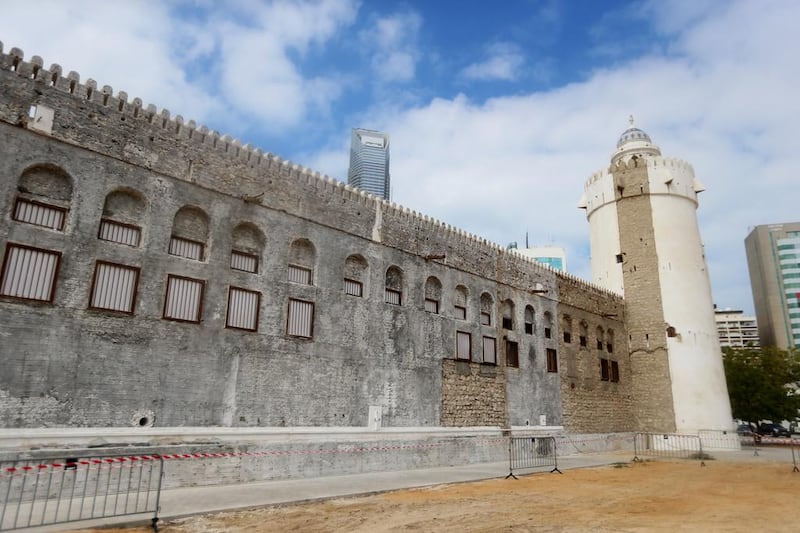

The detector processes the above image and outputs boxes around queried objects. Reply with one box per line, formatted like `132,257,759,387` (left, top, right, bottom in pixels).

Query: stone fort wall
0,43,632,432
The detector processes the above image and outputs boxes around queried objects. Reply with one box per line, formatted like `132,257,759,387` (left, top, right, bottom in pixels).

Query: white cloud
362,12,422,83
325,0,800,313
462,43,525,81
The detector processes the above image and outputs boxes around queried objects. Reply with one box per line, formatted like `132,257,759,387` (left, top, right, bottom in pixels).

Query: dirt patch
80,459,799,532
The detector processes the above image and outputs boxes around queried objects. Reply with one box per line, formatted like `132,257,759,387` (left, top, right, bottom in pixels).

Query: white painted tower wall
582,125,734,434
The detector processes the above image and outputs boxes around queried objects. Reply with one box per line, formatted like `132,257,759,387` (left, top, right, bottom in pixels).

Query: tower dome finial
628,114,635,127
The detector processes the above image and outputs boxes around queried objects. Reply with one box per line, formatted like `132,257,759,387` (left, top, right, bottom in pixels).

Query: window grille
288,264,312,285
98,219,141,247
13,198,66,231
163,275,204,322
89,261,139,313
344,278,363,297
480,311,491,326
424,298,439,313
169,236,204,261
231,250,258,273
546,348,558,373
482,336,496,364
226,287,260,331
456,331,471,360
454,305,467,320
287,298,314,338
0,244,61,302
385,288,402,305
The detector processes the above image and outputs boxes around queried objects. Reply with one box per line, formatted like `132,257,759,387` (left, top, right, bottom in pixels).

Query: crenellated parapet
0,42,623,300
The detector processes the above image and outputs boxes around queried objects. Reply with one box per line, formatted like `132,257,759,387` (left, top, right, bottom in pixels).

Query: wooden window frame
88,260,140,314
12,197,68,231
480,311,491,326
286,297,315,339
506,339,519,368
225,286,261,332
344,278,363,297
231,250,259,274
162,274,205,324
454,305,467,320
288,264,313,285
482,336,497,365
0,242,62,303
385,288,402,306
456,330,471,361
424,298,440,314
546,348,558,373
97,218,142,247
168,235,205,261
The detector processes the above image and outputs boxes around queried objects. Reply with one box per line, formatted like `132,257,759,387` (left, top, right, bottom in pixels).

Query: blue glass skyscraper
347,128,390,200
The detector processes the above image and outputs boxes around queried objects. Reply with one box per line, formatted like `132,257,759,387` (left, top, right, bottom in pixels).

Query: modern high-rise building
580,117,733,434
745,222,800,350
347,128,390,200
714,308,759,349
516,246,568,272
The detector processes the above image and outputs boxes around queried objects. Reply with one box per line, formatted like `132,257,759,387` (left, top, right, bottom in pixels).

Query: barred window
226,287,260,331
163,275,204,323
89,261,139,313
287,298,314,338
288,264,312,285
0,244,61,302
385,288,402,305
231,250,258,273
456,331,471,360
98,219,141,247
169,236,204,261
482,336,496,364
344,278,363,297
425,298,440,313
13,197,67,231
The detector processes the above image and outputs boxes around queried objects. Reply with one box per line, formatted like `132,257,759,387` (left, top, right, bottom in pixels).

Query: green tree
722,346,800,424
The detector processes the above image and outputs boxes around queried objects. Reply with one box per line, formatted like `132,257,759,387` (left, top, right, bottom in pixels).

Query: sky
1,0,798,315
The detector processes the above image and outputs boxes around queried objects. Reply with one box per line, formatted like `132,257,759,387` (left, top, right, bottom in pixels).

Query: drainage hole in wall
138,417,150,426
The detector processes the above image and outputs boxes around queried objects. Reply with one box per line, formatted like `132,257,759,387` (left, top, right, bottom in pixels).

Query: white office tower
579,118,734,435
347,128,390,200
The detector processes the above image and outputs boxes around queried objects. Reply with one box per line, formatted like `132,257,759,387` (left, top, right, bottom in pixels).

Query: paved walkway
26,447,793,532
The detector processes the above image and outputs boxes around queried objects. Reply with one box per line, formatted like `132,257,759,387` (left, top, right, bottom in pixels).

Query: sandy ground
81,459,799,532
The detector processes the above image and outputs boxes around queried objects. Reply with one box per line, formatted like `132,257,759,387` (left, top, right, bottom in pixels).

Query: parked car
736,423,757,436
757,423,791,437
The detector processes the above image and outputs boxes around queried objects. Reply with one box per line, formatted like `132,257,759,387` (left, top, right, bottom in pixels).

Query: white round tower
580,118,733,434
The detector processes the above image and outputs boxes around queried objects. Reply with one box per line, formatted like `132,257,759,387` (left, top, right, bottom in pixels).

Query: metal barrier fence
0,453,163,532
633,433,705,466
506,436,561,479
697,429,740,450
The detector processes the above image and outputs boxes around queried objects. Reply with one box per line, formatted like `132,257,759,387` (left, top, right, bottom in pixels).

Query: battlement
0,42,592,284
